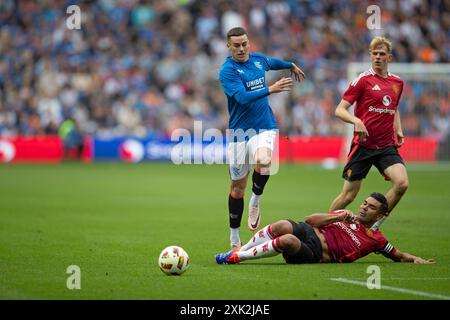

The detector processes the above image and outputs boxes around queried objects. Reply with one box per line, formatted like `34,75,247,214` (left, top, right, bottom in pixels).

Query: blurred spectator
0,0,448,144
59,117,84,160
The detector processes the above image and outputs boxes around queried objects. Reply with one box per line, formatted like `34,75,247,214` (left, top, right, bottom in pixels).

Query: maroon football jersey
319,211,397,263
342,67,404,149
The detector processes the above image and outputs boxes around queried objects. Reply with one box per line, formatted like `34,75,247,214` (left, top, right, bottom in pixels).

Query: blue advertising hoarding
93,137,227,163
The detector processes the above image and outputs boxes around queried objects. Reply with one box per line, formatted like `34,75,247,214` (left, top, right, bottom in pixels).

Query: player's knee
279,234,299,251
255,156,271,168
230,181,246,198
270,220,293,236
231,187,245,199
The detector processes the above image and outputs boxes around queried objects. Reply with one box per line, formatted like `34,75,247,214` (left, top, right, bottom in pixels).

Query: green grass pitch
1,162,449,299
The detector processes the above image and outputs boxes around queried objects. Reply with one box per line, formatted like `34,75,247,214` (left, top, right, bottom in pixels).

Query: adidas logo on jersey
372,85,381,91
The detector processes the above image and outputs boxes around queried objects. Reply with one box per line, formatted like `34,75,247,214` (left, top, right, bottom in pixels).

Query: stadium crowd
0,0,449,139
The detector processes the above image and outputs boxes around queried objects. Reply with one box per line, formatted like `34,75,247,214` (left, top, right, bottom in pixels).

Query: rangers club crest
254,61,263,70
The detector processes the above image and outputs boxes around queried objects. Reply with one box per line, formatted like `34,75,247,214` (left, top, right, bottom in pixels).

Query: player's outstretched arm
304,210,356,227
268,77,293,94
389,249,435,264
290,63,306,82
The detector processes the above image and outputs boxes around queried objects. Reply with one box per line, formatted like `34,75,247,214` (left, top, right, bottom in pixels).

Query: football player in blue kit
219,27,305,248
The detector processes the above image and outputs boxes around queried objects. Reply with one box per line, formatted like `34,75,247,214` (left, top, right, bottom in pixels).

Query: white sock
241,224,276,251
371,217,387,231
249,193,261,207
230,227,240,244
237,238,281,261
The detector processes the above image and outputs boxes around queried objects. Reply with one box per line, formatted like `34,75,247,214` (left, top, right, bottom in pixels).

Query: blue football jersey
219,52,292,133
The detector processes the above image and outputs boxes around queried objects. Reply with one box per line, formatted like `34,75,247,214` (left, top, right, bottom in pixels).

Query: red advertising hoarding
397,137,439,162
0,136,92,163
0,136,63,163
278,136,345,162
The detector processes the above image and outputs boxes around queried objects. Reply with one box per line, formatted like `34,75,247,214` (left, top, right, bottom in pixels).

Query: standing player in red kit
215,192,434,265
329,36,408,231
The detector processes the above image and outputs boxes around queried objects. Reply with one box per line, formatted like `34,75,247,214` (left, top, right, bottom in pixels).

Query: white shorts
227,130,277,180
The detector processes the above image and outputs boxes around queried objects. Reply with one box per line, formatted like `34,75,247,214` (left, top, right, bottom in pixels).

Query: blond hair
369,36,393,54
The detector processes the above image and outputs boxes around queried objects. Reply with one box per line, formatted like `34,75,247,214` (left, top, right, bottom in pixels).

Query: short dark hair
370,192,389,215
226,27,247,41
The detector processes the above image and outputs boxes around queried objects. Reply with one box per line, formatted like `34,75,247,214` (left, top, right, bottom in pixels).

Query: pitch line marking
330,278,450,300
336,277,450,281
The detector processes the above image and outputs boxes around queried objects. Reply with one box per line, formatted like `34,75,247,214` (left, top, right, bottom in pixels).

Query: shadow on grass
226,260,402,266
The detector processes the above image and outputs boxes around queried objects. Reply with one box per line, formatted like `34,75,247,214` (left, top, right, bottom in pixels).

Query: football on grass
158,245,189,275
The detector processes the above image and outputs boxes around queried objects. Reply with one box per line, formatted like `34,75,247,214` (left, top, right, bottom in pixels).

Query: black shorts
343,144,405,181
282,221,322,264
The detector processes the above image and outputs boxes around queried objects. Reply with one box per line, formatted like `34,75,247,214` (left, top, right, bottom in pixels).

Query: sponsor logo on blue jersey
246,77,265,90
